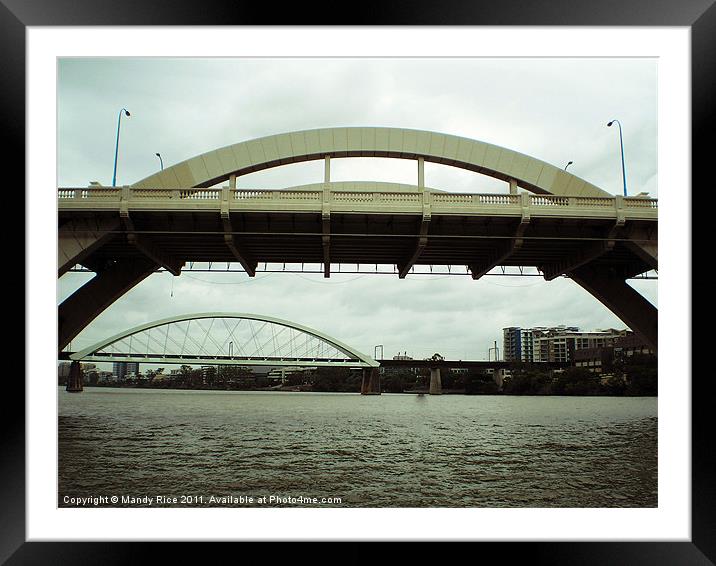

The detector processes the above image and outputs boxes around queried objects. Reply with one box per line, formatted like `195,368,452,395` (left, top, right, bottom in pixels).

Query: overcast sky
57,57,657,362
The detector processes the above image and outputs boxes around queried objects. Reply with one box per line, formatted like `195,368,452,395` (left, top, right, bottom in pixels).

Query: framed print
8,0,710,563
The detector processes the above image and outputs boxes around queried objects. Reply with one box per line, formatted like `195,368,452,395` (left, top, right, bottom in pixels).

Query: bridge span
58,127,657,353
379,359,569,370
60,312,571,396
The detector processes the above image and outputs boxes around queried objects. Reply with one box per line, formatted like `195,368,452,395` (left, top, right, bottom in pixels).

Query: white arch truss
71,313,379,368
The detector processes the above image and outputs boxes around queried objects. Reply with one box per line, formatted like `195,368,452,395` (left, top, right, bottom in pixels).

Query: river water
58,387,657,508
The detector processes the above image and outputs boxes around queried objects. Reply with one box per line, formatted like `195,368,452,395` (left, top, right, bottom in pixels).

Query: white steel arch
71,313,379,368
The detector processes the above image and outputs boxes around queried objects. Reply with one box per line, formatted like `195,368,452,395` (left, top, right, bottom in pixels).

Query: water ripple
58,389,657,508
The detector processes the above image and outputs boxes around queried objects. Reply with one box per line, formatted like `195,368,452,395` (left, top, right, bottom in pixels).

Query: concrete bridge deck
59,186,656,281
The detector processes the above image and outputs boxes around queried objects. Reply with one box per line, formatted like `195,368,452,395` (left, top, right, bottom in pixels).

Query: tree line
74,352,657,396
374,353,657,396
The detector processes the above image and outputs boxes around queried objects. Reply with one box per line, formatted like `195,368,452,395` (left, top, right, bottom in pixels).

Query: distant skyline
58,57,658,362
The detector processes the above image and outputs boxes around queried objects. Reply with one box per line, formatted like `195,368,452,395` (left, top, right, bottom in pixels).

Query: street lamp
607,119,628,196
374,345,384,360
564,161,573,171
488,341,500,362
112,108,131,186
155,152,164,171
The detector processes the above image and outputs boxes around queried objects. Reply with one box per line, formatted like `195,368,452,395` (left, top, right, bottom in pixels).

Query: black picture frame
8,1,707,563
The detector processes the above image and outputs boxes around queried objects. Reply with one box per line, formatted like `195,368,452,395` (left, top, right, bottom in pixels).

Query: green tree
382,370,410,393
612,353,657,396
178,364,192,386
87,370,99,386
602,373,627,395
552,367,602,396
465,370,500,395
311,367,357,392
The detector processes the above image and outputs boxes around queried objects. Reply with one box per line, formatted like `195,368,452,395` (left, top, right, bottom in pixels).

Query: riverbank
67,382,657,397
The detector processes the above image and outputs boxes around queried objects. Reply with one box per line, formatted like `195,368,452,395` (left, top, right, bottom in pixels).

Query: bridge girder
221,177,258,276
398,213,430,278
539,240,614,281
121,213,183,276
223,232,258,277
469,241,517,280
624,241,658,271
58,217,119,277
126,233,183,276
469,218,529,280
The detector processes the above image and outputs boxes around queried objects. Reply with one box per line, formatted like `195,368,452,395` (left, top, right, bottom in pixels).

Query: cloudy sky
57,57,657,362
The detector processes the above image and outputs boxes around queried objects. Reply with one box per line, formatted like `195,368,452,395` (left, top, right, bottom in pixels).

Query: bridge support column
360,368,381,395
429,368,442,395
58,258,159,352
493,368,506,391
66,361,83,392
570,266,657,353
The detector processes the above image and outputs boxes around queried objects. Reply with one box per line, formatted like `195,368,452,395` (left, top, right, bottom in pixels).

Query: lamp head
607,120,614,127
155,153,161,157
124,109,131,117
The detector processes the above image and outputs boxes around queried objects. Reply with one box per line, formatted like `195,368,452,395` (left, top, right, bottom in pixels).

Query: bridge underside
59,210,654,273
59,209,657,352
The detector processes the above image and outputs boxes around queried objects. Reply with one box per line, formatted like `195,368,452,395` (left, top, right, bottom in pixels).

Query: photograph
56,56,659,510
10,14,704,561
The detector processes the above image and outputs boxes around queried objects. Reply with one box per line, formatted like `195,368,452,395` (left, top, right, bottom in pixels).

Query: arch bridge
58,127,658,352
69,312,379,368
63,313,382,394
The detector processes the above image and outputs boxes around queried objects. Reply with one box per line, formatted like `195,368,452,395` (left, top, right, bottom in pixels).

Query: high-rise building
503,327,535,362
113,361,139,381
533,329,628,363
503,326,628,363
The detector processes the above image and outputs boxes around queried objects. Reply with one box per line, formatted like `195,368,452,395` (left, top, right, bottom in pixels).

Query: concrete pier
429,368,442,395
360,368,381,395
66,360,84,392
493,368,506,391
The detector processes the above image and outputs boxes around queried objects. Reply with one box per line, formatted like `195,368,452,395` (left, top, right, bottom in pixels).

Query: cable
291,273,368,284
483,279,544,288
182,273,274,285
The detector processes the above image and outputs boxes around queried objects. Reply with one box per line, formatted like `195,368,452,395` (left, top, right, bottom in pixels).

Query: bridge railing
58,187,658,218
623,197,658,209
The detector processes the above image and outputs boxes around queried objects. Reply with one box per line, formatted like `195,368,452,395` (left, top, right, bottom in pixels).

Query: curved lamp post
155,152,164,171
607,119,627,196
488,341,500,362
564,161,573,171
112,108,131,186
